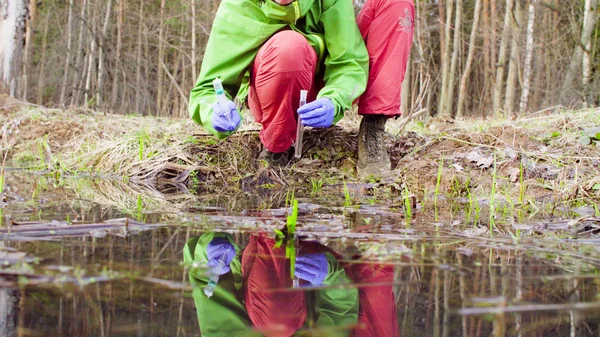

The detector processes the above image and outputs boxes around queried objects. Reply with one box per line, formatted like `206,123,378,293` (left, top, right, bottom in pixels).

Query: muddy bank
1,96,599,210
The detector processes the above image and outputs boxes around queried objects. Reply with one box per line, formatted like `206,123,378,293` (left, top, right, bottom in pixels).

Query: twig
160,59,188,103
396,108,428,134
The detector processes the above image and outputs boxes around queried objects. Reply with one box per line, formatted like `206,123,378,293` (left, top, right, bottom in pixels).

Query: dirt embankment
1,95,599,206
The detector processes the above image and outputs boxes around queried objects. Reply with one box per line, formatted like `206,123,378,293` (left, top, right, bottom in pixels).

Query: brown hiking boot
357,115,391,178
258,147,292,167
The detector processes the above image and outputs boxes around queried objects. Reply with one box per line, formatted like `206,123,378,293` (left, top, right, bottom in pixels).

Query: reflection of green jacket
188,0,369,138
183,233,359,337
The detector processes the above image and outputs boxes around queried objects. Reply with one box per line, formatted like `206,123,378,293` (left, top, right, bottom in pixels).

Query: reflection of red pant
348,263,399,337
248,0,414,153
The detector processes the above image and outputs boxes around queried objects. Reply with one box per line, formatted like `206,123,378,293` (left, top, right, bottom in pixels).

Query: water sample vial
204,256,227,298
295,90,308,159
212,77,232,123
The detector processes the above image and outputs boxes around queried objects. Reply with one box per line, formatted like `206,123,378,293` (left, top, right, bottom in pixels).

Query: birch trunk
97,0,112,108
135,0,145,114
0,0,29,97
111,0,123,108
445,0,462,117
157,0,166,113
504,0,522,115
457,0,483,118
438,0,454,117
59,0,75,105
492,0,514,116
561,0,598,102
520,0,537,113
84,1,98,108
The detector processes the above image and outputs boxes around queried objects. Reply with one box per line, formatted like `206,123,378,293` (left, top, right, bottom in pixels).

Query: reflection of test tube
294,90,308,159
204,255,227,298
293,237,300,288
212,78,232,123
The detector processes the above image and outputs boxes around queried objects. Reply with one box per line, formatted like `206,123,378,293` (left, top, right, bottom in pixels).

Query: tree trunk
84,0,98,108
71,0,89,106
582,0,593,86
438,0,454,117
520,0,537,113
111,0,123,109
60,0,75,105
191,0,197,79
21,0,35,100
0,288,19,337
561,0,598,102
97,0,112,109
492,0,514,116
457,0,483,118
445,0,462,117
36,13,50,105
490,0,497,68
135,0,145,114
504,0,522,115
157,0,166,114
0,0,29,97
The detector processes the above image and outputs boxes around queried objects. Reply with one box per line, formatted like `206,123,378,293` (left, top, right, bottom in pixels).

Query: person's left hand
295,253,329,286
297,98,335,128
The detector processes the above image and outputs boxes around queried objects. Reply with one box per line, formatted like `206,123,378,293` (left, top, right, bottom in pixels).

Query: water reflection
184,232,397,336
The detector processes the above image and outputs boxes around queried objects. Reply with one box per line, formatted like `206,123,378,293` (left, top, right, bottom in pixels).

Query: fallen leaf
453,163,464,172
466,151,493,169
508,167,520,183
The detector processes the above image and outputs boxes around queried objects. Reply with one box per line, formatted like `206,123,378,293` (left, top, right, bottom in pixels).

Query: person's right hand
211,100,241,132
295,253,329,286
207,238,236,275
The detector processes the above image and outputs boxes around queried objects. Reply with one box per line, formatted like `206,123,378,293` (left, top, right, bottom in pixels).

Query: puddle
1,172,600,336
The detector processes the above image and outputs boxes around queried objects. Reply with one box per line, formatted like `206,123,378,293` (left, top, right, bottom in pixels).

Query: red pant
249,0,415,153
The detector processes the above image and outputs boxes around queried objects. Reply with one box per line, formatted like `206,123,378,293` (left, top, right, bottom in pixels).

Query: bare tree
457,0,483,118
520,0,537,113
157,0,167,114
0,0,29,97
21,0,35,100
493,0,514,116
445,0,462,117
59,0,75,105
135,0,145,114
504,0,522,115
438,0,454,117
97,0,113,108
561,0,599,102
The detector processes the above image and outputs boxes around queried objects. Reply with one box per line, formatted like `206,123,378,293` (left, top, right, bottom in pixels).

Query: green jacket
183,233,359,337
189,0,369,138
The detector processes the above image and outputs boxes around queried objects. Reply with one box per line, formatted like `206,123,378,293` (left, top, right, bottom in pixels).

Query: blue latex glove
297,98,335,128
295,253,329,286
207,238,236,275
212,100,241,132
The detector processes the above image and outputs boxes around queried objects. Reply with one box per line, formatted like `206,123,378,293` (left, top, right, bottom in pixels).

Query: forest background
0,0,598,120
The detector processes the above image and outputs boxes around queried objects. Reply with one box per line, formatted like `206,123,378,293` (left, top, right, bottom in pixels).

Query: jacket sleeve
319,0,369,123
184,233,254,337
188,0,285,138
313,252,359,335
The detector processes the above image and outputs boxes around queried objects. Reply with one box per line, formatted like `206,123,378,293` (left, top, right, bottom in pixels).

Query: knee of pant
259,31,314,68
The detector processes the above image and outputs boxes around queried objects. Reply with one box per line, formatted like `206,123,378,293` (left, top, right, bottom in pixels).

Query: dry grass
1,95,599,211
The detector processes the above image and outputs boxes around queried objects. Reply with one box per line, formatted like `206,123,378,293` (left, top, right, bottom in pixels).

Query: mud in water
1,171,600,336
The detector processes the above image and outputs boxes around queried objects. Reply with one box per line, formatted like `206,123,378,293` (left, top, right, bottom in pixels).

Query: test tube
212,77,232,123
204,255,227,298
295,90,308,159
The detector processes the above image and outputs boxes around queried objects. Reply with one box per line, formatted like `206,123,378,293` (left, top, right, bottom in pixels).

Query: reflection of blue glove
297,98,335,128
212,100,241,132
295,253,329,286
207,238,236,275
